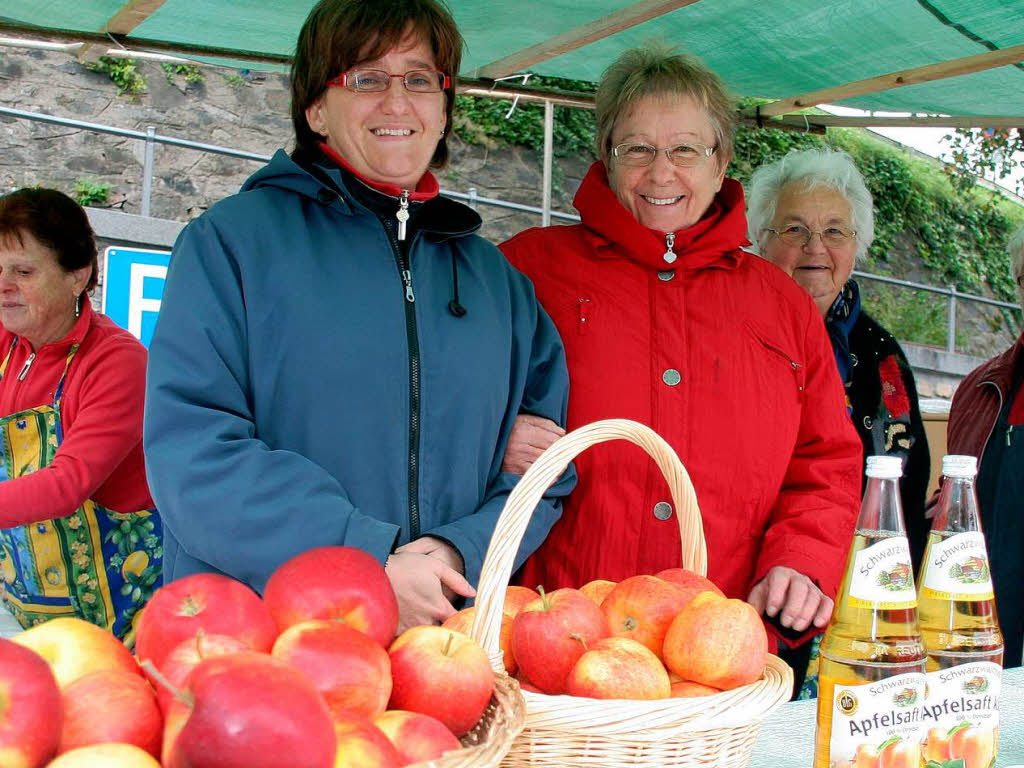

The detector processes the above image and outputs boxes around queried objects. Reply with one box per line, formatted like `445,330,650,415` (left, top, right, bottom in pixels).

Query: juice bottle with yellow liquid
918,455,1002,768
814,455,926,768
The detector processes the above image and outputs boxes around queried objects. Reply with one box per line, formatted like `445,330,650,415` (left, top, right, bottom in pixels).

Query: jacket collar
572,161,750,272
317,142,440,202
975,332,1024,396
6,299,93,355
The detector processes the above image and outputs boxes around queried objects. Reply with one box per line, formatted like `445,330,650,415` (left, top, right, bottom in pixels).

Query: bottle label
921,661,1000,765
920,532,995,600
849,537,917,609
825,671,927,765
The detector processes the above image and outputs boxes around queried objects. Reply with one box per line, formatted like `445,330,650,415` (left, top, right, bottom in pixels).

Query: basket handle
470,418,707,672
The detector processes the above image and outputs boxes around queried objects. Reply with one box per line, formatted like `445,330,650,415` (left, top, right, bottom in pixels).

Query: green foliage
161,63,204,86
224,73,246,88
86,56,146,96
861,283,960,349
72,178,111,207
453,76,598,158
943,128,1024,197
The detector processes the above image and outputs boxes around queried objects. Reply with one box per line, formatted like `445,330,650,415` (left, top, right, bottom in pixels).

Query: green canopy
2,0,1023,125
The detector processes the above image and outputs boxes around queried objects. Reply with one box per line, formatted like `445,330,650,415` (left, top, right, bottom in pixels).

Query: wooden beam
473,0,702,80
756,42,1024,118
102,0,170,35
763,114,1024,130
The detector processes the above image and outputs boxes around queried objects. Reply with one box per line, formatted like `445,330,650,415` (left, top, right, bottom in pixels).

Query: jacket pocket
744,320,806,395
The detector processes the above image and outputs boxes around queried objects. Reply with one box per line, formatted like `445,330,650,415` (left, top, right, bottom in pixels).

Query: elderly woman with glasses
747,149,931,565
144,0,572,633
501,45,861,662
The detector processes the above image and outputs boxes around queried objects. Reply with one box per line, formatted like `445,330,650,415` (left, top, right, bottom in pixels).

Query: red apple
0,638,61,768
503,586,540,618
655,568,724,602
443,606,517,676
272,620,391,719
135,573,277,672
165,651,336,768
511,587,609,694
668,673,721,698
13,617,139,687
58,669,162,757
566,636,671,700
162,698,189,768
154,632,251,714
46,743,161,767
388,627,494,737
263,547,398,647
602,575,691,658
332,712,402,768
372,710,461,766
579,579,617,606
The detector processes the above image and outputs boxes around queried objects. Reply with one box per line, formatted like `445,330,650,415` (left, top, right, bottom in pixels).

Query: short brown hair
595,43,735,170
290,0,462,167
0,188,98,293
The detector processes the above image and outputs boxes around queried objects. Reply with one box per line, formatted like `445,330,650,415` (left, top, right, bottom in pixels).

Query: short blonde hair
595,43,735,169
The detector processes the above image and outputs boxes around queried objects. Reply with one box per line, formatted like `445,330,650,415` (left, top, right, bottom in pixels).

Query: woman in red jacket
501,45,862,655
0,188,159,639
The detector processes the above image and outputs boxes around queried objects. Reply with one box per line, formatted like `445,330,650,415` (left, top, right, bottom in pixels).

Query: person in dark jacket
747,148,931,696
945,223,1024,668
144,0,572,633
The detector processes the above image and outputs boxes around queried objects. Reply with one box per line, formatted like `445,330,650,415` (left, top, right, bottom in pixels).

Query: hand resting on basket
388,537,476,633
746,565,833,634
501,413,565,474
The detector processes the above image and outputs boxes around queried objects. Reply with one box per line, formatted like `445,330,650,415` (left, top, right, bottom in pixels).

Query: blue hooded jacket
144,149,573,592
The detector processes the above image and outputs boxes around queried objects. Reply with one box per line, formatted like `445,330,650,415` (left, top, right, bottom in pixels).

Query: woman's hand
746,566,833,633
387,538,475,633
501,414,565,475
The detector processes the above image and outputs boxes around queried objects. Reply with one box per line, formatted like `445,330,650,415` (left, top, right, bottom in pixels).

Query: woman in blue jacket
144,0,572,632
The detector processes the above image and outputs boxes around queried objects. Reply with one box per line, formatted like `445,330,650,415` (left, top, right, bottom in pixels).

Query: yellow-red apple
388,627,494,737
46,743,161,768
949,725,996,768
602,575,691,658
579,580,616,606
566,636,670,700
263,547,398,648
655,568,724,602
134,573,277,673
272,620,391,719
13,617,138,688
0,638,61,768
372,710,461,766
512,587,609,695
922,727,951,762
503,586,540,618
662,592,767,690
167,651,336,768
332,712,401,768
667,672,721,698
58,669,161,757
443,607,516,676
154,632,250,714
878,738,919,768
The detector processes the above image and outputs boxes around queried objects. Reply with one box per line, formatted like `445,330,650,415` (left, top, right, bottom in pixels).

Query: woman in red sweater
0,188,159,639
501,45,862,658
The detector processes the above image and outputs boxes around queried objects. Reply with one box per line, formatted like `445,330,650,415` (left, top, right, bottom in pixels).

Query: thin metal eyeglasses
327,69,450,94
611,141,716,167
763,224,857,248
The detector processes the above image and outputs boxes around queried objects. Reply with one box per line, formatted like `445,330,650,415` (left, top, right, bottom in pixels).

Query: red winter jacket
948,333,1024,458
0,300,153,525
502,163,862,620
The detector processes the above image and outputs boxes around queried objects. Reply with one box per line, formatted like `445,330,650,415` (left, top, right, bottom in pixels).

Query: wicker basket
406,672,526,768
469,418,793,767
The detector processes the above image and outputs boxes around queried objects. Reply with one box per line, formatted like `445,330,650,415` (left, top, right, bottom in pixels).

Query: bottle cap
865,455,903,479
942,454,978,478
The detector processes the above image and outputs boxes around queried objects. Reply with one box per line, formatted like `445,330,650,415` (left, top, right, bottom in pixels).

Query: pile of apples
0,546,496,768
474,568,769,700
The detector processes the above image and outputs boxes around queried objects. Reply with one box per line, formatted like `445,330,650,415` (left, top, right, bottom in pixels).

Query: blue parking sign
101,247,171,348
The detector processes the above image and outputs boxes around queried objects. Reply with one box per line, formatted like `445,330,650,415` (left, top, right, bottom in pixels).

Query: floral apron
0,339,162,642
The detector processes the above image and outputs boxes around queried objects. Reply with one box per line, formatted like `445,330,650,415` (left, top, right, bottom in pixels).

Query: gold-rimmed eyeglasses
611,141,716,168
764,224,857,248
328,69,450,94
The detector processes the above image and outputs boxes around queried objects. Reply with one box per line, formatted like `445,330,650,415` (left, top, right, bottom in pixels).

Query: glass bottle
918,455,1002,768
814,455,926,768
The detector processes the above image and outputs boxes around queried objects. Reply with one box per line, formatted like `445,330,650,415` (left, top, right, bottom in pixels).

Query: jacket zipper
1007,424,1014,446
662,232,677,264
17,352,36,381
382,192,421,540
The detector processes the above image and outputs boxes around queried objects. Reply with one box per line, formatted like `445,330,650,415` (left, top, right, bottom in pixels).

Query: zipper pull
401,269,415,303
396,191,410,241
1008,424,1014,446
663,232,677,264
17,352,35,382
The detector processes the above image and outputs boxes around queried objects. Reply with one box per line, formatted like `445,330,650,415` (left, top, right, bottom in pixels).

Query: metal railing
2,105,1020,351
